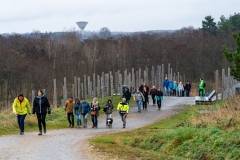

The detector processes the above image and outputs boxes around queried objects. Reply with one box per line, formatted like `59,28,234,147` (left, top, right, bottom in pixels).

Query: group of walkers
11,78,207,136
133,84,164,112
64,96,129,129
12,90,51,135
163,77,192,97
12,89,131,136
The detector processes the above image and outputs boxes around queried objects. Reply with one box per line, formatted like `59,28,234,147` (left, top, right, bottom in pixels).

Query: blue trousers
136,100,143,112
17,114,26,133
76,114,82,126
91,115,98,128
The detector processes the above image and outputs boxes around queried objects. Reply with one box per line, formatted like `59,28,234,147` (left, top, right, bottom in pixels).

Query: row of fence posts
1,66,239,111
49,64,183,107
214,67,239,100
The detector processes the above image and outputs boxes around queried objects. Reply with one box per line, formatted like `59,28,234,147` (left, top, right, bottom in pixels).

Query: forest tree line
0,13,239,105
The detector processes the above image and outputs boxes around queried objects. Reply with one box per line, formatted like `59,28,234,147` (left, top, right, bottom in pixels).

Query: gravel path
0,97,194,160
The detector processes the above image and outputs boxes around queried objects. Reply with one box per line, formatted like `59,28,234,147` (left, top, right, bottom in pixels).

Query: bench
195,90,216,105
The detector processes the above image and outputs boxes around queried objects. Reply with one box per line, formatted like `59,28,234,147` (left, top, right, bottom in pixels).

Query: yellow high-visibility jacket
12,97,31,115
117,102,129,113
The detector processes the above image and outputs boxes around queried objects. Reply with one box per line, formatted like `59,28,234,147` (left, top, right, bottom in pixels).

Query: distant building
99,27,111,39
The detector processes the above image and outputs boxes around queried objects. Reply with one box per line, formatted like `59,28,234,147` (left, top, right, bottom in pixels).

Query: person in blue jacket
74,98,82,128
168,80,173,96
172,81,178,96
163,77,169,96
80,100,91,128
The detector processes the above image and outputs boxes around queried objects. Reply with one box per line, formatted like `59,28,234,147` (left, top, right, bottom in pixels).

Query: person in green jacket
12,94,31,135
117,98,129,128
198,78,206,97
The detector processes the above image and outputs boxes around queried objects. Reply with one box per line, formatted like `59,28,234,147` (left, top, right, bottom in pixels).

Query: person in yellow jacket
117,98,129,128
12,94,31,135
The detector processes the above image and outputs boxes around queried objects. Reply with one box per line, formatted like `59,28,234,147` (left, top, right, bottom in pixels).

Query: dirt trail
0,97,194,160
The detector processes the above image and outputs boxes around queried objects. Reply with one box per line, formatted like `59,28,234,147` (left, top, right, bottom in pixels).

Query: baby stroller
106,114,113,128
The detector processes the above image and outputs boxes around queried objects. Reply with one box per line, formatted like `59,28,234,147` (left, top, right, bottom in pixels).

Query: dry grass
191,96,240,130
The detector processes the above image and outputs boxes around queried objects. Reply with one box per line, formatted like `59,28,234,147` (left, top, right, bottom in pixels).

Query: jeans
143,96,148,110
157,100,162,109
143,101,147,110
76,114,82,126
120,113,127,128
17,114,26,133
164,87,168,96
37,113,46,132
151,95,156,104
136,100,143,112
186,90,190,97
82,113,88,128
178,90,184,97
91,115,98,128
173,89,176,96
67,112,74,127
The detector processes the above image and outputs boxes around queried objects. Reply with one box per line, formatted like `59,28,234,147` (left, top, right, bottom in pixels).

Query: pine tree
202,15,217,34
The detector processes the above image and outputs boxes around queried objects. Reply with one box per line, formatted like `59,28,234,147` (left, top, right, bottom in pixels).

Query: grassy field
90,97,240,160
0,95,131,136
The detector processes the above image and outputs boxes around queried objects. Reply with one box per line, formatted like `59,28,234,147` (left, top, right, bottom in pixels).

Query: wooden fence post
97,75,101,97
93,73,96,97
215,70,219,100
110,72,114,96
83,75,87,98
53,79,57,107
77,77,81,98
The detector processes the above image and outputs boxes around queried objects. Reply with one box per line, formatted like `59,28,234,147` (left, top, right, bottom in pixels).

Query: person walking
198,78,206,97
90,97,100,128
168,80,173,96
12,94,31,135
103,99,114,128
172,81,178,96
163,77,169,96
65,97,74,128
117,98,129,128
150,86,157,105
155,89,163,110
32,90,51,135
139,84,144,93
143,86,149,110
122,86,131,104
184,81,192,97
74,98,82,128
134,89,145,112
178,81,184,97
81,100,91,128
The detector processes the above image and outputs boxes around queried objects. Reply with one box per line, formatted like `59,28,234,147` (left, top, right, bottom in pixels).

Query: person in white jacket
178,81,184,97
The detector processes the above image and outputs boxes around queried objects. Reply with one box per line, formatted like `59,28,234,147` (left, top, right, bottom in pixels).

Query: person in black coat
33,90,51,135
143,86,149,110
122,86,131,104
150,86,158,105
184,81,192,97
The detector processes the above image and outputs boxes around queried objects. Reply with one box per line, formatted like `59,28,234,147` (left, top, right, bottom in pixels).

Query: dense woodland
0,13,239,106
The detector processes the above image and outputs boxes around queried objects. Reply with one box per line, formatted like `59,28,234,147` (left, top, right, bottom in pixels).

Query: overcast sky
0,0,239,33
